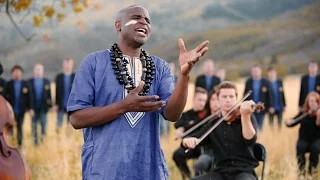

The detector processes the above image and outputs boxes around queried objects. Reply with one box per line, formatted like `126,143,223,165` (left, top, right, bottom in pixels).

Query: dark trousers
268,110,283,129
173,146,201,178
296,139,320,173
192,171,257,180
32,109,48,145
253,112,265,131
14,113,25,147
194,153,214,176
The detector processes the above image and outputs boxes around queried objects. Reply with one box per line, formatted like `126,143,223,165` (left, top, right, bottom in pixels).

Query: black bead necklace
110,43,155,96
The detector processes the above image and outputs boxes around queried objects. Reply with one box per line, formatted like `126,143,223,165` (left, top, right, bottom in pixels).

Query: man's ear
115,21,121,31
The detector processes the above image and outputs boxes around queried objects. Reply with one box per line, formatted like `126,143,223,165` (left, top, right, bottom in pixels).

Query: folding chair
253,143,267,180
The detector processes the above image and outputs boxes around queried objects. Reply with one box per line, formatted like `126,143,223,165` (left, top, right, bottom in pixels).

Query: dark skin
70,6,209,129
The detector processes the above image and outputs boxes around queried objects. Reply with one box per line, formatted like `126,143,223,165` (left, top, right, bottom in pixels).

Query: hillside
0,0,319,80
150,2,320,77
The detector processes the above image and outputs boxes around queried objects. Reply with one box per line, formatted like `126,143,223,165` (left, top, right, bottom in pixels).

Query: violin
225,102,265,124
0,95,31,180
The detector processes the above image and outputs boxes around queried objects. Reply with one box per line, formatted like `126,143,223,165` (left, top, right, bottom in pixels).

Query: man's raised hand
178,38,209,75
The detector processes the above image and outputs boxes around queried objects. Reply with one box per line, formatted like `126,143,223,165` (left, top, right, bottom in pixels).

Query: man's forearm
70,101,127,129
163,74,189,122
241,114,256,140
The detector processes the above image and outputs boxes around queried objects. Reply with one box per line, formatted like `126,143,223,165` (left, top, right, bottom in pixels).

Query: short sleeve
67,54,95,113
157,59,175,119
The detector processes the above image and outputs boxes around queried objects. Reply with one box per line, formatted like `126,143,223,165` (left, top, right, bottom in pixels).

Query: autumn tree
0,0,100,42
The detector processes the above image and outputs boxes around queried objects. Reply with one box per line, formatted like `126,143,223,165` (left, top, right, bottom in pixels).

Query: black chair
254,143,267,180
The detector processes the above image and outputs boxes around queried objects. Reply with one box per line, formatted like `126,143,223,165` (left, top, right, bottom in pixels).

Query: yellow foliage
33,15,44,27
14,0,32,12
93,2,100,10
57,13,65,23
73,6,83,13
60,1,66,8
0,0,5,3
43,5,55,18
83,0,89,8
71,0,79,5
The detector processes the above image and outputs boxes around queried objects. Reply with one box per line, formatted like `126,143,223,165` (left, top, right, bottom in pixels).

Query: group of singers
172,60,320,179
0,58,75,148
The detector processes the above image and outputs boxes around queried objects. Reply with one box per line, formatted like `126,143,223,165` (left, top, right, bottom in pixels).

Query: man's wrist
178,73,190,80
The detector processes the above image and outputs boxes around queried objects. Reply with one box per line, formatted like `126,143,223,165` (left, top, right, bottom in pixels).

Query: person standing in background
54,57,75,133
5,65,33,148
267,67,286,130
28,64,52,145
195,59,220,94
299,61,320,111
244,65,273,131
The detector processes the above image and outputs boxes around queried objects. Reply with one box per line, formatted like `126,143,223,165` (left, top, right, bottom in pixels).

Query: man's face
193,93,208,111
118,7,151,47
267,69,277,80
12,69,23,80
218,88,237,113
251,67,261,79
308,63,318,75
63,59,74,73
34,64,44,78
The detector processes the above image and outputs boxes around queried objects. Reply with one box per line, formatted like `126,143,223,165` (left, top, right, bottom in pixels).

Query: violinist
193,91,220,176
183,81,259,180
285,91,320,177
173,87,208,179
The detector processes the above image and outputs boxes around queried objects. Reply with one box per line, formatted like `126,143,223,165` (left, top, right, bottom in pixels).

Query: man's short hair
215,81,238,97
194,87,208,95
267,66,276,72
11,65,24,73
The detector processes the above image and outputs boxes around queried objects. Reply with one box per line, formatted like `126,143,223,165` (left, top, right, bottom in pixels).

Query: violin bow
185,90,252,153
175,109,221,140
290,109,315,125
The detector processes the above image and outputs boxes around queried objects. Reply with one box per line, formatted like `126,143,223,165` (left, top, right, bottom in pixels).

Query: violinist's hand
178,38,209,75
175,127,185,139
240,100,255,117
182,137,200,149
121,81,166,112
285,119,293,126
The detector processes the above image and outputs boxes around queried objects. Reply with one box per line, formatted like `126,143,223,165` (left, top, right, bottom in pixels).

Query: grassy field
9,75,320,180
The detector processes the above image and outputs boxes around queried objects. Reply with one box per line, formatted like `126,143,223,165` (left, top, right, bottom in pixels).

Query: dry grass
8,75,320,180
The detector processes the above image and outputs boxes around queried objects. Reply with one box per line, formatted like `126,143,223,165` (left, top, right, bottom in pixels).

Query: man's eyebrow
130,14,150,21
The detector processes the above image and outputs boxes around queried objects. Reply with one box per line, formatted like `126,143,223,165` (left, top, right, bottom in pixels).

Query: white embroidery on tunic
123,56,145,128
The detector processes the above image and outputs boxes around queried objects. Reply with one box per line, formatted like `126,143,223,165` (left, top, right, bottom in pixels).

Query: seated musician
173,87,208,179
193,91,220,176
183,81,259,180
285,91,320,177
